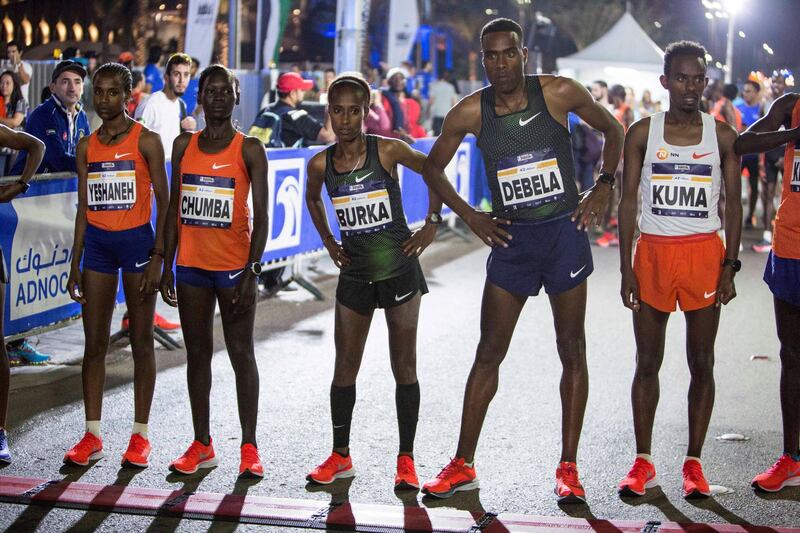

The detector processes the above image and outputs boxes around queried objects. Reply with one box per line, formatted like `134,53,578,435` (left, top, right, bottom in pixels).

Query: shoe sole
169,456,219,475
239,468,265,479
618,476,658,497
394,479,420,491
0,457,11,465
751,476,800,492
121,458,149,469
683,487,711,499
422,479,479,499
555,490,586,504
64,450,104,466
306,466,356,485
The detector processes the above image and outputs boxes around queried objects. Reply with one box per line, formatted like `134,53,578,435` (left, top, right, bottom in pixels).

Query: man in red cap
267,72,335,147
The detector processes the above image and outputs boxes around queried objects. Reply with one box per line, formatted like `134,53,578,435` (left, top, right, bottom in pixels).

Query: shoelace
560,464,580,485
74,434,98,455
683,462,703,480
628,460,652,480
766,455,794,475
242,447,259,464
438,458,464,479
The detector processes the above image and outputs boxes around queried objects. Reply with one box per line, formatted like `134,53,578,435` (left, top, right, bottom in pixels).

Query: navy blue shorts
486,214,593,297
83,223,154,274
176,266,247,289
764,251,800,308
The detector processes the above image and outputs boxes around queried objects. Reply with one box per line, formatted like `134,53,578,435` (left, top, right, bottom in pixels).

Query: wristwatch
249,262,263,275
17,180,30,194
721,258,742,272
426,212,442,224
597,172,615,189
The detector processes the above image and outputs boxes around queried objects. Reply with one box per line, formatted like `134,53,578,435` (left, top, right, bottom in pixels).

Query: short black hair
198,64,239,96
593,80,607,89
328,72,371,111
191,57,200,68
663,40,707,77
609,84,626,101
723,83,738,100
744,79,761,92
131,70,144,87
93,62,133,94
6,40,21,52
480,18,523,45
147,45,163,64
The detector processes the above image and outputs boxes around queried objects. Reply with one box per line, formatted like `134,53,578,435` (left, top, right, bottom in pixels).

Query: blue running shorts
83,223,154,274
764,251,800,308
176,266,247,289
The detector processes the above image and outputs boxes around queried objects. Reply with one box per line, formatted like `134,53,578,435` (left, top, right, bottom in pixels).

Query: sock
464,460,474,468
684,455,702,465
86,420,101,438
330,384,356,450
132,422,148,439
636,453,653,463
395,381,420,454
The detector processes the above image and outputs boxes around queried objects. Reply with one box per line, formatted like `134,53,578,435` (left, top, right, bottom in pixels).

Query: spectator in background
118,51,135,71
624,86,639,120
268,72,335,147
381,68,427,142
144,46,164,93
127,71,146,117
365,87,391,135
591,80,612,111
5,41,31,104
323,68,336,92
0,71,28,130
610,84,634,131
736,79,764,229
5,60,89,365
427,71,458,136
136,53,196,160
638,89,659,118
709,81,738,127
183,57,200,116
82,51,101,131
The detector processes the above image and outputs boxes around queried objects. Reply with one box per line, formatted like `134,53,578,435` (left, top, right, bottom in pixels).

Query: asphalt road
0,230,797,532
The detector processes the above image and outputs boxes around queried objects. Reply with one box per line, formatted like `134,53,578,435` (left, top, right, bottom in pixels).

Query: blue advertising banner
2,136,484,337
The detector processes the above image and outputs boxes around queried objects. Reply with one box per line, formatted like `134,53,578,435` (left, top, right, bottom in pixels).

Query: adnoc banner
184,0,221,69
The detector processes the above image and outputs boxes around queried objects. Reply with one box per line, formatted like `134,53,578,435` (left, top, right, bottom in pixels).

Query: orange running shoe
64,432,104,466
618,457,658,496
169,439,218,475
121,433,151,468
421,457,478,498
306,451,355,484
596,230,619,247
555,461,586,503
239,443,264,478
154,312,180,330
394,455,419,490
682,459,711,499
751,454,800,492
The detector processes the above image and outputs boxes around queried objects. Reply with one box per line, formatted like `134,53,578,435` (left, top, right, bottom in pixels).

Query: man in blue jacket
6,60,89,365
11,60,89,175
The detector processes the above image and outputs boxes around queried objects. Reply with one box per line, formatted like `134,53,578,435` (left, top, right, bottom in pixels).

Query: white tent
556,12,667,106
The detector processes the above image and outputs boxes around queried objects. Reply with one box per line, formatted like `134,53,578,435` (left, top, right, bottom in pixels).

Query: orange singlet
774,99,800,259
176,131,251,271
85,122,152,231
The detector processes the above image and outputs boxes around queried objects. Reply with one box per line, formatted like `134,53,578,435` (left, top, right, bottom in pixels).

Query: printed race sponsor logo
656,148,669,161
266,158,305,252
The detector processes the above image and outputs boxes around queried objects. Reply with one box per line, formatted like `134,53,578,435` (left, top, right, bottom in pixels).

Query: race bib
791,149,800,193
331,181,393,236
650,162,712,218
180,174,234,229
87,160,136,211
496,149,564,210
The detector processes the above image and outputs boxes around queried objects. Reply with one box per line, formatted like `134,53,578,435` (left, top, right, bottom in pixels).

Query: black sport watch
17,180,30,194
426,212,442,225
721,258,741,272
249,262,263,275
597,172,615,189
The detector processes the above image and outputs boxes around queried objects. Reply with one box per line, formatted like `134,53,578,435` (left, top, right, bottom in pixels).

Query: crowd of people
0,16,798,509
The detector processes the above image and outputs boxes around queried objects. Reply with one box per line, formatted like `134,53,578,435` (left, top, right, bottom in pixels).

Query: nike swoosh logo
395,290,415,302
212,163,231,170
135,260,150,268
115,152,132,159
692,152,713,159
519,112,541,127
704,290,717,299
355,171,373,183
570,265,587,278
333,424,346,429
228,270,244,279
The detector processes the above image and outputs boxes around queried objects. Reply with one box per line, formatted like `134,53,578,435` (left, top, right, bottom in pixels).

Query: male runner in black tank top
421,18,623,503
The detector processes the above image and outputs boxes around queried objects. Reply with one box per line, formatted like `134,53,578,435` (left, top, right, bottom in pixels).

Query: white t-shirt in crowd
135,90,182,160
428,79,458,119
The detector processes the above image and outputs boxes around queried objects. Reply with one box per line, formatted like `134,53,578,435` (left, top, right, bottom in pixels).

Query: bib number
650,162,712,218
331,183,393,236
496,150,564,210
180,173,234,229
792,149,800,193
87,160,136,211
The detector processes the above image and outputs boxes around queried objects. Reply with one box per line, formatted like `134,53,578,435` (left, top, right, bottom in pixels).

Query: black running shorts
336,261,428,316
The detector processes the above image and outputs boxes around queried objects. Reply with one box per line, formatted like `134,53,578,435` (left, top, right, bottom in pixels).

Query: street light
722,0,743,82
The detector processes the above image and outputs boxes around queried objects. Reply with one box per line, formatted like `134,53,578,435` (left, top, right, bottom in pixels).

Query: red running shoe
154,312,180,330
169,439,218,475
121,433,151,468
751,454,800,492
306,451,355,484
682,459,711,499
421,457,478,498
239,443,264,478
394,455,419,490
555,461,586,503
618,457,657,496
64,432,104,466
595,230,619,247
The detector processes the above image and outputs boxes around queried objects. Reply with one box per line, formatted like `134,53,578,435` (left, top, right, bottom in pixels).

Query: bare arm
734,93,800,154
618,119,648,311
0,126,43,202
67,137,90,304
305,150,348,267
0,112,24,129
138,129,169,297
717,121,742,307
15,63,30,85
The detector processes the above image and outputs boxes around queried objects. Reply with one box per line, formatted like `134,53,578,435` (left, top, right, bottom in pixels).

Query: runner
304,73,440,489
160,65,269,478
617,41,741,499
65,63,169,467
735,80,763,229
419,18,624,503
734,90,800,493
0,125,44,463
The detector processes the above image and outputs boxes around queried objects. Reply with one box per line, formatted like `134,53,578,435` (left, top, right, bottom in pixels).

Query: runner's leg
684,304,720,458
121,272,156,425
775,297,800,455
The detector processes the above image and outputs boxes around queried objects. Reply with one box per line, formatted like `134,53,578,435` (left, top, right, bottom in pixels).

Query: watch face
251,263,262,275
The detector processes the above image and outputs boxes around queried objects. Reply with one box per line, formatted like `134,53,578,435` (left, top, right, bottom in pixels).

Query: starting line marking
0,475,795,532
